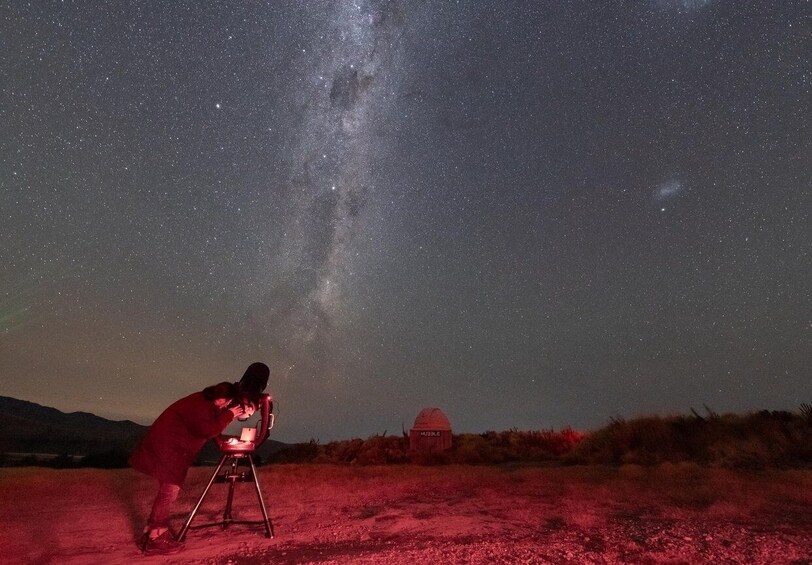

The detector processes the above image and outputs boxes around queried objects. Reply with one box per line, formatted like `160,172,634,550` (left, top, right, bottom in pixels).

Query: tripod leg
178,454,227,541
248,454,274,538
223,473,236,527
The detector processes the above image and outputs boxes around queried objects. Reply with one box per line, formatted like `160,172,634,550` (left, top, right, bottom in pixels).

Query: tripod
178,394,275,541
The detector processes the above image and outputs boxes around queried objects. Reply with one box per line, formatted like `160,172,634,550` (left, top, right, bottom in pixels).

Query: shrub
268,428,586,465
269,436,411,465
264,407,810,468
569,409,812,468
268,439,321,463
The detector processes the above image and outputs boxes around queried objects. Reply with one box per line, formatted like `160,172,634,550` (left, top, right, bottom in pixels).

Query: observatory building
409,407,452,451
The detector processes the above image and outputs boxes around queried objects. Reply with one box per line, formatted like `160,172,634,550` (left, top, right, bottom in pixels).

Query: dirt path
1,464,810,564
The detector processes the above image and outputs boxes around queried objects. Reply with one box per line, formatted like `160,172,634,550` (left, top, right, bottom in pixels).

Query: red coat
129,392,235,486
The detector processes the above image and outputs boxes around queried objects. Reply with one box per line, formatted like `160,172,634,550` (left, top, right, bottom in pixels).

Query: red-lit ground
1,463,809,564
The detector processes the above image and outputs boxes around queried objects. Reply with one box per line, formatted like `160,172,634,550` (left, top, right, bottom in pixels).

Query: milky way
271,2,409,363
0,1,808,440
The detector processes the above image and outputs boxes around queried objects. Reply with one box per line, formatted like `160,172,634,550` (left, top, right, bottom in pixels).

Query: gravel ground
2,464,810,564
205,521,811,565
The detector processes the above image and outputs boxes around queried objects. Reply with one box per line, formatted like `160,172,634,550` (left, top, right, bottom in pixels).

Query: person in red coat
129,381,251,555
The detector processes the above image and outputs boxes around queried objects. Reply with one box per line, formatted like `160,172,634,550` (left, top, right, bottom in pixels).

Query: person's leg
142,482,184,554
147,482,181,537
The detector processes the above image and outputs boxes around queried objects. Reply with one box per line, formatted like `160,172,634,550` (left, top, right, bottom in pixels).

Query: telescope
221,393,275,450
178,386,276,540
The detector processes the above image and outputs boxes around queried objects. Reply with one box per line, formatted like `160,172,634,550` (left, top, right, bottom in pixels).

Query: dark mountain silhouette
0,395,148,456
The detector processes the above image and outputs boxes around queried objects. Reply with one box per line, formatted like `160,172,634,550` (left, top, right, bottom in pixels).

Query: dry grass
264,409,812,470
269,428,585,466
568,410,812,468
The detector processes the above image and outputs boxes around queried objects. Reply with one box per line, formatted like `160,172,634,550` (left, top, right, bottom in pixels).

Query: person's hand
228,404,245,418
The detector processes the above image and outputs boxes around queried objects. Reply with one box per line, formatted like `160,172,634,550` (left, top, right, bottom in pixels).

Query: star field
0,1,809,441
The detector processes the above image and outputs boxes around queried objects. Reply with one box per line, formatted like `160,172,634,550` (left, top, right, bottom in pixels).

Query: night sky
1,1,809,442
